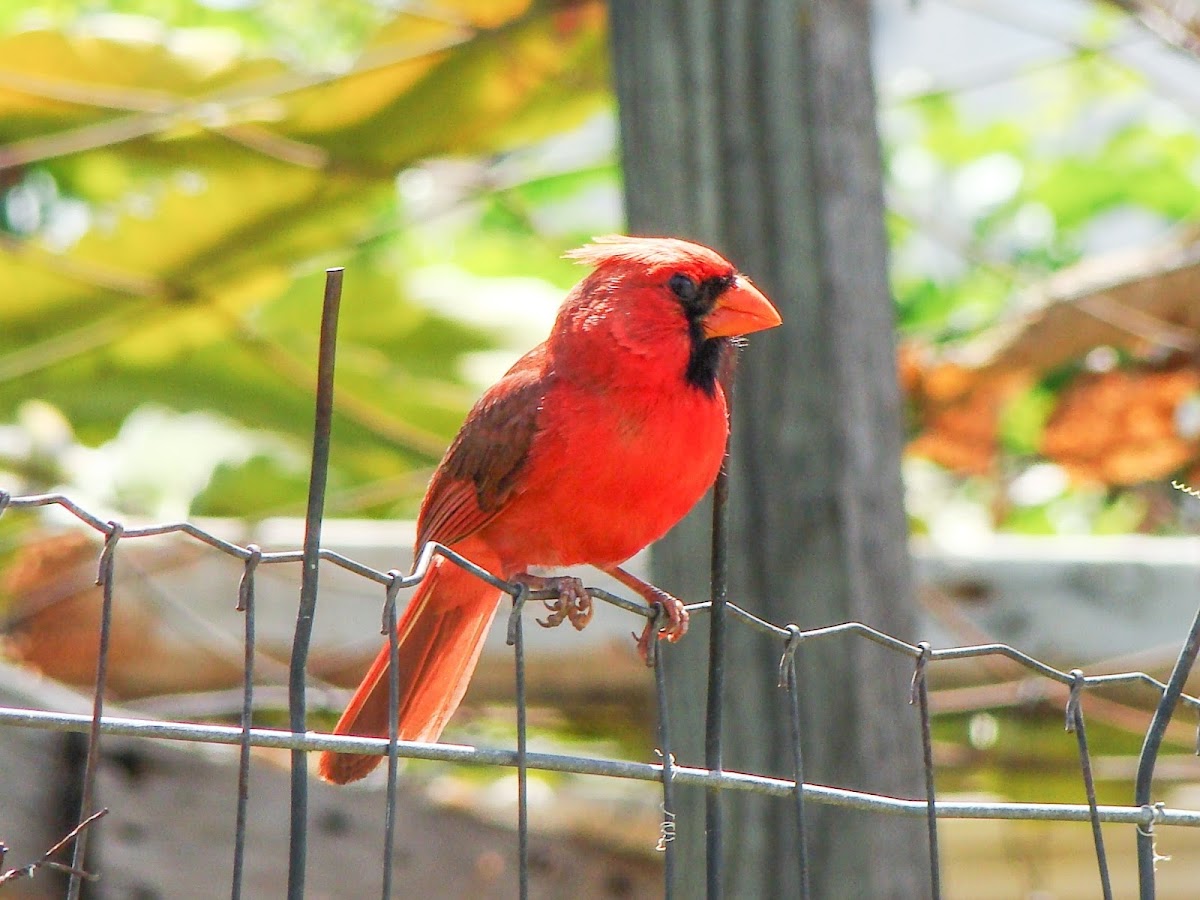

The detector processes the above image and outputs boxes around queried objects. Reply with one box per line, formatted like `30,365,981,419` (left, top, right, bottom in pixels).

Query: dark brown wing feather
415,344,549,549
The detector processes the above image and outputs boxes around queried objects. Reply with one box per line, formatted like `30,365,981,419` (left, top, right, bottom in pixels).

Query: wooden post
609,1,930,895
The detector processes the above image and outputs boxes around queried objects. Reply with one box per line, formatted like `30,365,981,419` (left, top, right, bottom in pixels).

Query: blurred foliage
888,55,1200,345
0,0,614,523
886,6,1200,536
0,0,387,66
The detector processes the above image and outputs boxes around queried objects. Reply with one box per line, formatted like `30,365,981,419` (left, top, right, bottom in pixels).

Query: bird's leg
600,565,689,665
512,572,593,631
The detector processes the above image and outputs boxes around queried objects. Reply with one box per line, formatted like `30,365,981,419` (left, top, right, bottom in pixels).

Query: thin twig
0,808,109,886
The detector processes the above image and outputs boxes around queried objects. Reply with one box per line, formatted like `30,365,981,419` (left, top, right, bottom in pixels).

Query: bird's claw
635,592,689,666
512,574,593,631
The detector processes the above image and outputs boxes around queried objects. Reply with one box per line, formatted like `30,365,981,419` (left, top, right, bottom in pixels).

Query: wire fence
2,270,1200,900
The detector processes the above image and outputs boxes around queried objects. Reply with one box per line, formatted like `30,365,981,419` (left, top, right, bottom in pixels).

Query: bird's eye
669,273,698,303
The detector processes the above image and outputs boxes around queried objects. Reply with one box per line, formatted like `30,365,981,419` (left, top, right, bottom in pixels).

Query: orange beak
702,276,783,338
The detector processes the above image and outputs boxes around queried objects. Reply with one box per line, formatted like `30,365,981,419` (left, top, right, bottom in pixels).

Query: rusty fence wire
1,271,1200,900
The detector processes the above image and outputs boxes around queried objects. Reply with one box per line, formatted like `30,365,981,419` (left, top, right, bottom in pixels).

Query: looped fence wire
231,543,261,900
909,641,941,897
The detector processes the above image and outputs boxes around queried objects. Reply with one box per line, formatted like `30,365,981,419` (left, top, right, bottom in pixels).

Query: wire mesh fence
2,270,1200,900
3,491,1200,899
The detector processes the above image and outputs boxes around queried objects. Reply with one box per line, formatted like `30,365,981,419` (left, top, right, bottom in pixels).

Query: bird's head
558,235,782,394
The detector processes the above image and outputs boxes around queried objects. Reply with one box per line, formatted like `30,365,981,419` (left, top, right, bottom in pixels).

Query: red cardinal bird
318,235,781,784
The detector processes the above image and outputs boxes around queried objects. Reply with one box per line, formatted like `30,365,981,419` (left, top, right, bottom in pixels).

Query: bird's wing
415,345,548,549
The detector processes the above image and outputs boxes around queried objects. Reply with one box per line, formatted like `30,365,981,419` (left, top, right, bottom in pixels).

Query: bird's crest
565,235,731,274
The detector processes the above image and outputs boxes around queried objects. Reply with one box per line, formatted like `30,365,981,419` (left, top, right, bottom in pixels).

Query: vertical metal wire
705,452,730,900
288,267,344,900
1135,595,1200,899
651,610,676,900
507,585,530,900
381,572,403,900
231,545,261,900
67,521,122,900
1065,670,1113,900
778,626,811,899
910,642,941,900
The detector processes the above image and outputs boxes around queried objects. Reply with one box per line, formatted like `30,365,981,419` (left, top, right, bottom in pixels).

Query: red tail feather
317,556,500,784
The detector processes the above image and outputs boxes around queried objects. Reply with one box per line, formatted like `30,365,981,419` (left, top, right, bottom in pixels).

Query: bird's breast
479,382,728,571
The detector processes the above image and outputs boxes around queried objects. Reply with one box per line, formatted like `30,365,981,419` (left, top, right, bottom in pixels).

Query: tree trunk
609,1,931,897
